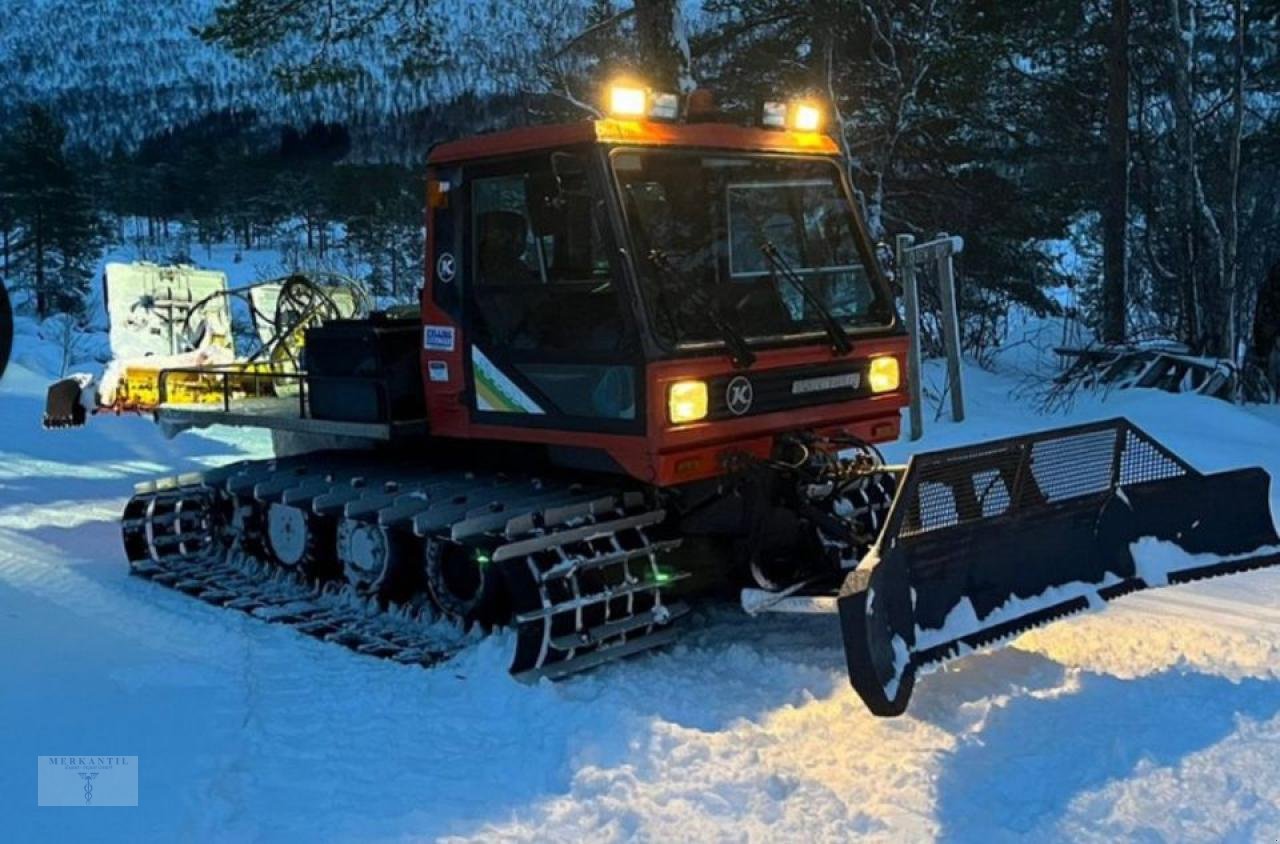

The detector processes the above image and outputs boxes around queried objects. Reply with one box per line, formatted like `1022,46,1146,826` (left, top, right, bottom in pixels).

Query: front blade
838,418,1280,716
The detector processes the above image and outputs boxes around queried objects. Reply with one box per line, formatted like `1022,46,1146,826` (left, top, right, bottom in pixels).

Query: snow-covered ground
3,322,1280,841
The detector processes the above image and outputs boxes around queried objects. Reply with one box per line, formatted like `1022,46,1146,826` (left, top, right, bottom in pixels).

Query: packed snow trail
4,348,1280,841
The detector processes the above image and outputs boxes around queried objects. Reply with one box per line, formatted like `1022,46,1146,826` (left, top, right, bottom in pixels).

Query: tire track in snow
0,497,125,530
0,525,248,670
0,455,174,481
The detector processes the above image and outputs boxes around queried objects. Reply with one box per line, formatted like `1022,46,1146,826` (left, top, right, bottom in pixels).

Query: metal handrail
156,364,395,421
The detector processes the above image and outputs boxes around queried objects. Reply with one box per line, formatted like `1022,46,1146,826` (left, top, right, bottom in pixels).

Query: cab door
460,148,646,439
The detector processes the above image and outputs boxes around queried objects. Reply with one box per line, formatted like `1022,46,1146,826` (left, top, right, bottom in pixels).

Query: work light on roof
790,101,824,132
761,99,826,133
761,101,788,129
608,83,648,117
606,81,681,121
649,91,680,121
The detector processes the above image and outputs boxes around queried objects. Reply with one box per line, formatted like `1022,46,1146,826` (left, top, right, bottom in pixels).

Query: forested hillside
1,0,1278,365
0,0,312,150
0,0,496,154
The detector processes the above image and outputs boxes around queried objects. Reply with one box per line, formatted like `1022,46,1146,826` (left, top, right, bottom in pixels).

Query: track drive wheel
423,538,508,626
336,520,423,603
266,503,339,579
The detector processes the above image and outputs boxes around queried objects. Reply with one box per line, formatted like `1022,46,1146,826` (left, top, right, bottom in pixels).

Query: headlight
668,380,709,424
868,356,900,393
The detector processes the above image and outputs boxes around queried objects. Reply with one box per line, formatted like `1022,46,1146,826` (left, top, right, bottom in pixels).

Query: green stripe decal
471,346,545,414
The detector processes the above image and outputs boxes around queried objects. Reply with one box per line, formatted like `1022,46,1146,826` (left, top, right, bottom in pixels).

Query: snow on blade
914,578,1115,654
911,538,1280,674
1131,537,1280,587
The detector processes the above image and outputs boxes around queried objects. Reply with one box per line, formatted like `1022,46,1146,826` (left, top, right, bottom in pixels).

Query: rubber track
122,455,686,678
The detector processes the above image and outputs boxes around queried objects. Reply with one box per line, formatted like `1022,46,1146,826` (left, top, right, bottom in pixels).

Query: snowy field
4,318,1280,841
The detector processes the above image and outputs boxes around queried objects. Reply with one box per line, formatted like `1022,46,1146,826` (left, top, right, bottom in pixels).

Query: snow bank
4,310,1280,841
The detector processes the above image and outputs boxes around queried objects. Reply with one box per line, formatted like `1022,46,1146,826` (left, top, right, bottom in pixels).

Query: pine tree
333,164,424,300
698,0,1101,328
0,106,102,318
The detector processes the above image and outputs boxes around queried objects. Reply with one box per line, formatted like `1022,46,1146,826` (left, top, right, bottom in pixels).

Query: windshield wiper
758,241,854,357
647,250,756,370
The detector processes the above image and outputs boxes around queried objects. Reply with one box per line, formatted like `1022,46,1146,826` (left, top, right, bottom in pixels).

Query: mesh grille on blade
896,419,1193,539
1119,429,1190,486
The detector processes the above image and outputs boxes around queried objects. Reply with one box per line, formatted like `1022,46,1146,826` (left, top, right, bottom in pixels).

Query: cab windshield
612,150,891,349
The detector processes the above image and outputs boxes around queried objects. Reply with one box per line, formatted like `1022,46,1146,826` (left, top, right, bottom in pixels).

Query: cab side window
470,158,625,354
474,177,540,287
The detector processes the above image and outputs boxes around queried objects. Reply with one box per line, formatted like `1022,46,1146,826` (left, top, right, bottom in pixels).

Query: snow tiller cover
839,418,1280,716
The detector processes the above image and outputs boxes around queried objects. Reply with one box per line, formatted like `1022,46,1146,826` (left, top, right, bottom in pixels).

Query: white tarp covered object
103,262,233,360
97,263,236,405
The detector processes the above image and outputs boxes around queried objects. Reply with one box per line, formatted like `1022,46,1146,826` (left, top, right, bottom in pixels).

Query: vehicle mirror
875,240,896,280
526,172,561,237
